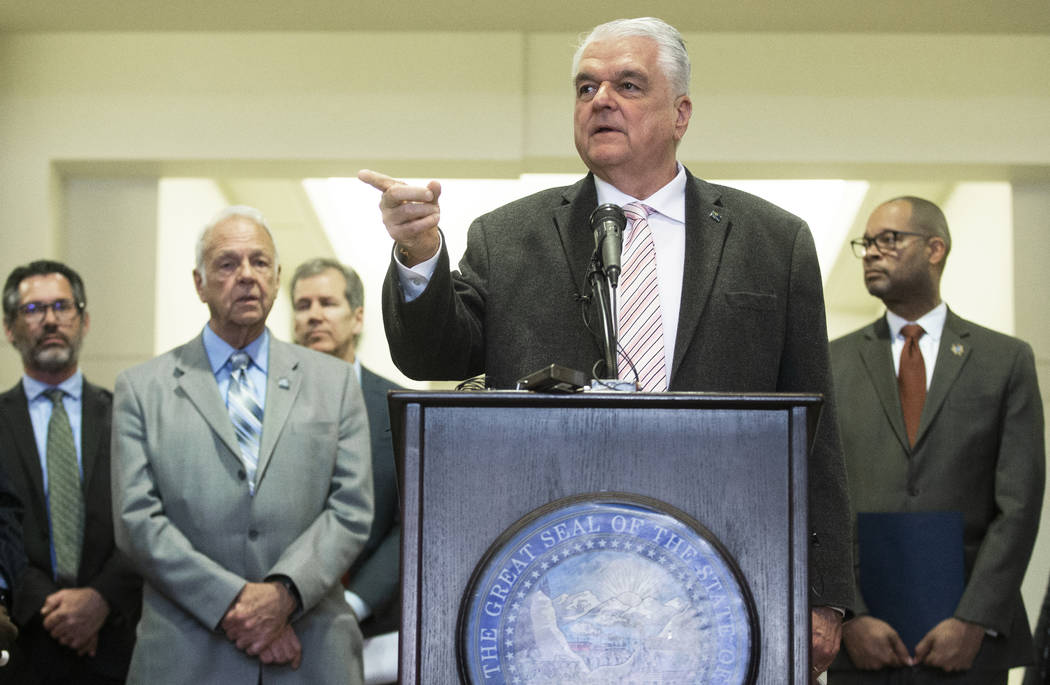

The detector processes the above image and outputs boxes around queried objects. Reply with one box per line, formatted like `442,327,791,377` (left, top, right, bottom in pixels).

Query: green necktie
44,388,84,584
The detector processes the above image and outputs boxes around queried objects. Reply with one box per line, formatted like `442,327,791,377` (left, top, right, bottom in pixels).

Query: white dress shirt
886,302,947,389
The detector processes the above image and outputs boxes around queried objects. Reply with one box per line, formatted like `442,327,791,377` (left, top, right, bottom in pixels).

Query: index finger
357,169,401,193
887,632,913,667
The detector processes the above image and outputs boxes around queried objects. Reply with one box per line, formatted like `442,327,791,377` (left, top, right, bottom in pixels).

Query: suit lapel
552,175,611,368
671,172,730,383
916,309,970,445
79,381,102,493
553,175,599,302
859,317,912,450
173,336,242,463
256,339,301,486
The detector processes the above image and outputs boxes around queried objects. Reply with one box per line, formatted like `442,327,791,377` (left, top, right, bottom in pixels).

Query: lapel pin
278,377,290,389
951,344,964,357
709,210,722,223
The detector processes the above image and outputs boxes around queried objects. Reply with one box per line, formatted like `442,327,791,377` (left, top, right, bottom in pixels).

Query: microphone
590,203,627,287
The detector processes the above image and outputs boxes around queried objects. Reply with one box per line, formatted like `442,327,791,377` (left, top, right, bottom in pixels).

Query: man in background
0,260,140,684
361,16,852,677
829,197,1044,684
111,207,374,683
291,258,402,684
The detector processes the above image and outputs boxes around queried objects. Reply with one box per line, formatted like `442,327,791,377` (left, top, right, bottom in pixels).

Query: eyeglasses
850,230,928,258
16,299,84,324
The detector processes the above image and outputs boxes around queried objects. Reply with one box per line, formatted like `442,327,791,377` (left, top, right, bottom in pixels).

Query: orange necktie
898,323,926,446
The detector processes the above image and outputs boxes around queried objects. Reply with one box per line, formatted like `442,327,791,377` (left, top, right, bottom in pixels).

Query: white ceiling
2,0,1049,34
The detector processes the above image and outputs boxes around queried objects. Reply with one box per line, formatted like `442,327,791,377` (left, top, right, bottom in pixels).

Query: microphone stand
588,251,618,378
586,203,635,391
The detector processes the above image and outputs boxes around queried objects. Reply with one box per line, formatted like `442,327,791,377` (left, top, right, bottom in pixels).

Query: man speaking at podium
360,16,851,677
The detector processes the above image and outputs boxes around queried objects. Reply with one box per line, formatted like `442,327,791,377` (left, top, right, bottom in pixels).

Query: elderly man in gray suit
111,207,374,684
360,15,852,680
829,197,1044,684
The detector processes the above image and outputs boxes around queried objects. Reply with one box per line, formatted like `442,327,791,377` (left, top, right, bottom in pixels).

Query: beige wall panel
524,33,1050,166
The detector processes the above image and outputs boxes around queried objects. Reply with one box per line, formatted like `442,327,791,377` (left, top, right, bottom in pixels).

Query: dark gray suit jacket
829,309,1045,673
0,379,141,683
345,365,403,637
382,168,853,610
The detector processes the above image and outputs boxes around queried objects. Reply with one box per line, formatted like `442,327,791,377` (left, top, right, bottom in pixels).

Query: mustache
33,331,72,347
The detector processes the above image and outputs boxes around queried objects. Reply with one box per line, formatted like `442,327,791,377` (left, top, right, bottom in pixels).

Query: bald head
880,196,952,266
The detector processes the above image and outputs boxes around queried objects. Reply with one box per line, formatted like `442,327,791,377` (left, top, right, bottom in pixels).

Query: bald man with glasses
829,197,1045,684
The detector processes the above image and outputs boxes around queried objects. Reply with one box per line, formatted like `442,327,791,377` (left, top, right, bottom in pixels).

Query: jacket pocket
724,291,776,311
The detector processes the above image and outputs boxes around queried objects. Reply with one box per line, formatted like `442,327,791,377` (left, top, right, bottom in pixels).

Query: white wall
940,183,1015,334
154,179,228,355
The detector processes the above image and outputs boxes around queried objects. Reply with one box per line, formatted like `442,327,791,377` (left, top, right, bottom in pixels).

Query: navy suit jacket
0,461,25,606
345,365,404,637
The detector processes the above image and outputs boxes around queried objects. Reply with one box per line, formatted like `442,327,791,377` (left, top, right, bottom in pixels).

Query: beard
14,333,80,375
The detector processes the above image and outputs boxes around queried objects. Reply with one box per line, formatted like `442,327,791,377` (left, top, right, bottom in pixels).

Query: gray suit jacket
383,169,853,610
111,332,374,684
830,309,1045,672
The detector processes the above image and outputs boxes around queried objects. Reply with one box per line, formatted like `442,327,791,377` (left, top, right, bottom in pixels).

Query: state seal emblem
458,493,758,684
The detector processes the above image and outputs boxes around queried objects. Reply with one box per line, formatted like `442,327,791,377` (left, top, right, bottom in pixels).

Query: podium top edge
386,390,824,410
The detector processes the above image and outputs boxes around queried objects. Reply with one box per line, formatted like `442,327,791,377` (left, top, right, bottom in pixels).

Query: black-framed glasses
850,230,928,258
16,299,84,324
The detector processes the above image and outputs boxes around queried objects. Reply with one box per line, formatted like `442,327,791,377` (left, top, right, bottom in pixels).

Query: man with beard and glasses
0,260,141,684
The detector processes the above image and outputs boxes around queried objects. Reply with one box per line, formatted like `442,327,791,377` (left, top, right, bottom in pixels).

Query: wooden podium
390,391,818,684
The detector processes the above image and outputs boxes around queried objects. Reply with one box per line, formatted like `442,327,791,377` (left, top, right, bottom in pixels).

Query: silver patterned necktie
227,351,263,493
44,388,83,584
618,202,667,391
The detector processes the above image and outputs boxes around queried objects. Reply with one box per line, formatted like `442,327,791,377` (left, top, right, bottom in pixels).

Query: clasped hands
40,587,109,657
843,615,984,672
220,581,301,669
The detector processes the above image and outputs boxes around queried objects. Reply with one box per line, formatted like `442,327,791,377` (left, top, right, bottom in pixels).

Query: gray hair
290,258,364,310
572,17,691,97
194,205,279,283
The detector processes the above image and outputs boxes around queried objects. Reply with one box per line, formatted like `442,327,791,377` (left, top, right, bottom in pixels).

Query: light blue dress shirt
201,324,270,411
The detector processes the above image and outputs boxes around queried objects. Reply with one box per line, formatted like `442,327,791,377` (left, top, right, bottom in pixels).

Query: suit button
237,469,246,481
908,486,919,496
249,530,259,541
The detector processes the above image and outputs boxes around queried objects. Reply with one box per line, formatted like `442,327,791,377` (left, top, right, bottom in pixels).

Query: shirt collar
593,163,687,224
886,302,947,342
22,369,83,403
202,324,270,376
